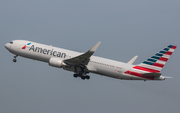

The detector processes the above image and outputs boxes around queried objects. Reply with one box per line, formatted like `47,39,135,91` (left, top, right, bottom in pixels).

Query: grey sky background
0,0,180,113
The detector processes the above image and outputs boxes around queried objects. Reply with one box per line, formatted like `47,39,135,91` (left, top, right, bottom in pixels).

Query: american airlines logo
22,43,32,49
29,45,66,58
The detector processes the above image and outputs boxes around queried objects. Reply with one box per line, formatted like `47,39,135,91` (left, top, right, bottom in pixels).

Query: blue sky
0,0,180,113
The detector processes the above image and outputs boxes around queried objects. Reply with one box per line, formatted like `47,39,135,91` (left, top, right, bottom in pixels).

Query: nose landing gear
13,55,18,62
13,59,17,62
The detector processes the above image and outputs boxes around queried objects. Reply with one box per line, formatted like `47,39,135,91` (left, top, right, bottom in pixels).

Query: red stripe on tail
159,57,168,62
153,63,164,68
165,51,172,55
133,66,160,73
171,46,177,49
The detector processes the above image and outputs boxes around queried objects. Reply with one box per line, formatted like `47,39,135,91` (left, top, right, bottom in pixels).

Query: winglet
89,42,101,52
64,42,101,65
127,55,138,64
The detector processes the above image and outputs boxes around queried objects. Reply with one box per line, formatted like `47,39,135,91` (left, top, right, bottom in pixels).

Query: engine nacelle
49,57,64,68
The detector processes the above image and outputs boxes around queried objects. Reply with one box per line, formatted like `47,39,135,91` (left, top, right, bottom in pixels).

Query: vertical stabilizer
133,45,177,73
125,45,177,80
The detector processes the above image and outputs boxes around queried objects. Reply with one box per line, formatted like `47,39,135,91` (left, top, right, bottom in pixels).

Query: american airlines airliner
5,40,176,81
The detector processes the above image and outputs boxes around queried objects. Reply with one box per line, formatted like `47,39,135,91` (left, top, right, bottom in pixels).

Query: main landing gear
13,55,18,62
73,74,90,80
73,67,90,80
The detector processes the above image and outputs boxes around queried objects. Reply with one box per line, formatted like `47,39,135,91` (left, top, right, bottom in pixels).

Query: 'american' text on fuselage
29,45,66,58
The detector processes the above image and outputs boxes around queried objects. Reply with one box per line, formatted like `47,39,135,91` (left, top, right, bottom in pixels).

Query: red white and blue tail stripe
125,45,177,80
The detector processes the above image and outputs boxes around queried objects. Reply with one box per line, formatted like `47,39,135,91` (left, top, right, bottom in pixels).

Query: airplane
5,40,177,81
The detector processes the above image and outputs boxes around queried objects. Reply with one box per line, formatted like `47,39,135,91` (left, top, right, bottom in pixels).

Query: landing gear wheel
73,74,78,78
13,55,18,62
81,76,86,80
86,75,90,80
13,59,17,62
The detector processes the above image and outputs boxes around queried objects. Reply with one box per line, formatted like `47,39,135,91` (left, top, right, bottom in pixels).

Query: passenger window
10,42,13,44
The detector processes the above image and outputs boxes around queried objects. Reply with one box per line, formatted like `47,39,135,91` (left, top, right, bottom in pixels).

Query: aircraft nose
5,43,10,50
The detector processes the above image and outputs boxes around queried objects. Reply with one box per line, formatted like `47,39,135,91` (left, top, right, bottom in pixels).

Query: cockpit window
10,42,13,44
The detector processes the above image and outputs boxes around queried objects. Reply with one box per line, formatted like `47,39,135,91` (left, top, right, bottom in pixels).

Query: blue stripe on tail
151,56,160,60
163,48,169,51
159,51,166,54
168,45,173,48
147,58,157,62
155,53,163,57
143,61,154,65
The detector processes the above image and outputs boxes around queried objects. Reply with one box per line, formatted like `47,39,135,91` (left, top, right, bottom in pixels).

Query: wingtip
90,42,101,52
97,41,101,45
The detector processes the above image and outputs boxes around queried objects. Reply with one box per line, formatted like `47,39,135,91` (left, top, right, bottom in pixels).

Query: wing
64,42,101,66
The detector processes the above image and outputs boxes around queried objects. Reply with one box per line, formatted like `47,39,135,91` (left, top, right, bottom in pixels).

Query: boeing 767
5,40,176,81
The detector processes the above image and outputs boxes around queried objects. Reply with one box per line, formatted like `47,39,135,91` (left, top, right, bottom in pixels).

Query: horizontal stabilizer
163,76,173,79
127,55,138,64
142,73,161,77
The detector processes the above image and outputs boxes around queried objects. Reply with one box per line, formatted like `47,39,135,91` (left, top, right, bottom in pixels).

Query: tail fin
132,45,177,74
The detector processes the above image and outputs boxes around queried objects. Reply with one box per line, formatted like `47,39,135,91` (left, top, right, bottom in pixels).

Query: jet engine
49,57,65,68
